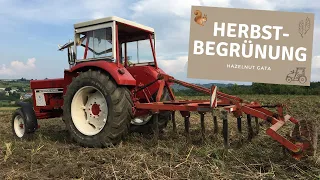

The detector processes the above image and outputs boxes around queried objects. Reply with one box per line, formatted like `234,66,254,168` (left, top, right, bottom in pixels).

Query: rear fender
66,60,136,86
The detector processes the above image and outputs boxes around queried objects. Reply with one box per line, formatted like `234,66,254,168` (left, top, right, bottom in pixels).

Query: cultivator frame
134,73,316,160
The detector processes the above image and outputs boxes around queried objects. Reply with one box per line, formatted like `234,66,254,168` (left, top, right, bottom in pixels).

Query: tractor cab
58,16,157,68
59,16,167,108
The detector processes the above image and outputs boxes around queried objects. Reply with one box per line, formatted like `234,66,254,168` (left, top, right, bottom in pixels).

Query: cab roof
74,16,154,33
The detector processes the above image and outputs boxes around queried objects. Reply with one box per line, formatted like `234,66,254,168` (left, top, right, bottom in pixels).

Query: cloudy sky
0,0,319,84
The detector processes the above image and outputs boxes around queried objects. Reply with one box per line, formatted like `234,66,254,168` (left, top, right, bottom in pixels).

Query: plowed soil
0,95,319,179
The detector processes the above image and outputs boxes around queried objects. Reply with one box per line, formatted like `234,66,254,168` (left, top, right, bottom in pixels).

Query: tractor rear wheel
63,70,133,147
299,76,307,84
130,89,172,134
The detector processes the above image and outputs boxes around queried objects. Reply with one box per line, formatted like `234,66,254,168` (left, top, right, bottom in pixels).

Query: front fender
68,60,136,86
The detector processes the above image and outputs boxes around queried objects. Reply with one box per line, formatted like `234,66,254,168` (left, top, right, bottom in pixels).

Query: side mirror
67,46,76,65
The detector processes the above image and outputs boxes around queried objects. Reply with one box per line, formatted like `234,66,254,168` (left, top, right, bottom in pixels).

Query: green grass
0,95,319,179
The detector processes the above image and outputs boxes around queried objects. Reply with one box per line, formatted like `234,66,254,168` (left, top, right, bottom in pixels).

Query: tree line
173,82,320,96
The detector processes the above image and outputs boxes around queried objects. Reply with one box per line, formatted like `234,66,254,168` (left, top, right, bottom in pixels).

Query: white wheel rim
71,86,108,136
14,115,25,138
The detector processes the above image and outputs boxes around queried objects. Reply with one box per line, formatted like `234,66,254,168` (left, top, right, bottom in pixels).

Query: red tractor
12,16,173,146
12,16,317,160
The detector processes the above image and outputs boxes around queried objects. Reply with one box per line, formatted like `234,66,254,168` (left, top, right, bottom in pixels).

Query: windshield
76,27,113,60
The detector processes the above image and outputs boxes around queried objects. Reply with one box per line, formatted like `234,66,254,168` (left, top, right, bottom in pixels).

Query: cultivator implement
134,73,317,160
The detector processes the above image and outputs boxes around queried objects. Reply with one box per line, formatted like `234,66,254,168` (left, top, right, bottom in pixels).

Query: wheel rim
14,115,25,138
71,86,108,136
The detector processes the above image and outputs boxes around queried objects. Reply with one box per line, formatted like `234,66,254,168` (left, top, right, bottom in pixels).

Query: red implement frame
134,73,307,158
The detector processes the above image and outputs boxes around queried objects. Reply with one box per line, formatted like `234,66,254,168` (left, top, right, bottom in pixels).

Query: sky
0,0,320,85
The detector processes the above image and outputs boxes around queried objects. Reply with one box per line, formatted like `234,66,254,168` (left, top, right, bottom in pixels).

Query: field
0,80,30,90
0,95,320,179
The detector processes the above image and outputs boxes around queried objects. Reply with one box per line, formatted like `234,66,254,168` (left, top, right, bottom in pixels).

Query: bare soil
0,95,319,179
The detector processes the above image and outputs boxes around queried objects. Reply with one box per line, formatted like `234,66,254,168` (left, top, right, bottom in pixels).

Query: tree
19,77,27,81
17,86,24,92
5,87,12,91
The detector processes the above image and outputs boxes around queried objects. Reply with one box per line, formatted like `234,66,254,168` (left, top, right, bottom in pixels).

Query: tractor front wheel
286,76,292,83
12,108,28,139
12,105,38,140
63,70,133,147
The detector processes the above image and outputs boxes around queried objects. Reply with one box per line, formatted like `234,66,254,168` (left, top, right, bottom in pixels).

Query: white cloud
0,0,320,83
230,0,320,10
311,73,320,82
157,55,251,84
132,0,230,19
1,0,319,27
311,56,320,81
235,0,275,10
312,56,320,68
157,56,188,75
0,58,36,76
268,0,320,9
0,0,126,24
0,65,14,76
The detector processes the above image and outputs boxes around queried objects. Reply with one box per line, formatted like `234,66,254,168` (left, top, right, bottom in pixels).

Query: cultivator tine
171,111,177,134
200,112,206,142
299,120,309,138
221,111,229,148
213,116,218,134
183,114,191,144
247,114,253,141
237,117,242,133
254,116,259,135
236,117,244,143
290,123,301,139
153,112,159,141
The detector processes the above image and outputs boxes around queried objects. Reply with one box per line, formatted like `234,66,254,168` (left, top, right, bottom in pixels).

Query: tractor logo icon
286,67,307,84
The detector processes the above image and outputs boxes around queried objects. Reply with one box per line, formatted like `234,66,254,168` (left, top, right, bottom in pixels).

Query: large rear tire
63,70,133,147
130,89,172,134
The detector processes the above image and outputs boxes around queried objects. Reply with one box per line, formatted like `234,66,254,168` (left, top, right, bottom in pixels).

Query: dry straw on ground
0,95,319,179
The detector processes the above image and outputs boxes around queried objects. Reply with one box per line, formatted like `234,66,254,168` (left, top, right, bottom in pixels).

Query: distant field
0,107,18,111
0,80,31,92
0,95,319,179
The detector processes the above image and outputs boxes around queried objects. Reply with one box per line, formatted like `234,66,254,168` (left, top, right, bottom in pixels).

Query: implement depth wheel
289,119,318,159
63,70,133,147
130,89,171,135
